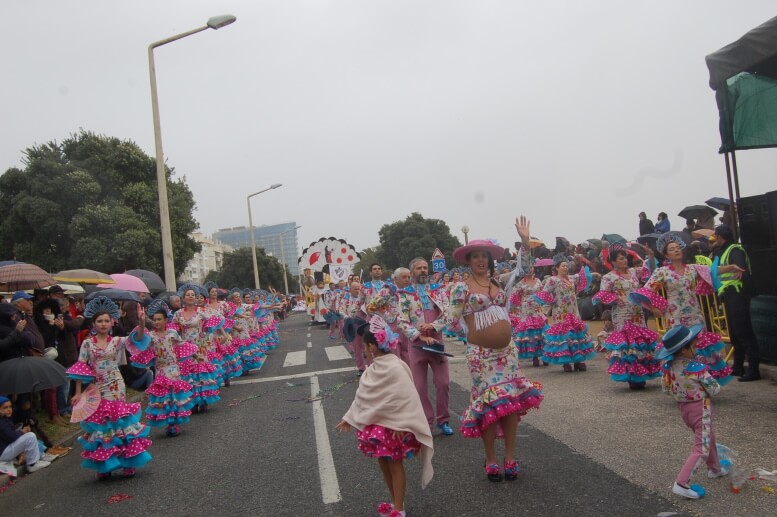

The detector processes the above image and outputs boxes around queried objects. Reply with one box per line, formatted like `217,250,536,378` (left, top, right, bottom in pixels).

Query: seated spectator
0,396,50,474
639,212,655,235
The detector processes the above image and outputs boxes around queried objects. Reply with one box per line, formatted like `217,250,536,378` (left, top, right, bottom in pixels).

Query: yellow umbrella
528,238,545,249
52,269,115,284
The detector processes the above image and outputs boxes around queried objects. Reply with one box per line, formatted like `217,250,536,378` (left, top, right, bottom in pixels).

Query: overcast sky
3,1,776,261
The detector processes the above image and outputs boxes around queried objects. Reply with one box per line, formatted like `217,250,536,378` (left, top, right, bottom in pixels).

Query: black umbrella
678,205,717,220
124,269,166,293
85,288,141,303
705,197,731,211
636,233,662,246
0,356,67,393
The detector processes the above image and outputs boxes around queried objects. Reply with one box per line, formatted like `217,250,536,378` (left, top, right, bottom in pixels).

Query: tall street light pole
247,184,283,289
461,225,470,245
149,14,237,291
278,225,302,295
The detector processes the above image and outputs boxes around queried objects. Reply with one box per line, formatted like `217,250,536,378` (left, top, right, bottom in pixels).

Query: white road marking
230,366,356,385
307,341,312,348
307,333,311,338
324,346,352,362
283,351,307,367
311,375,342,504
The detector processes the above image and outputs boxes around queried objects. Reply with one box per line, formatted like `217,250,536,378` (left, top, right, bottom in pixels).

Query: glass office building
213,222,300,276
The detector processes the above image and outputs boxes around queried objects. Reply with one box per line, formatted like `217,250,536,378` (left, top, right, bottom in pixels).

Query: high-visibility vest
717,244,750,295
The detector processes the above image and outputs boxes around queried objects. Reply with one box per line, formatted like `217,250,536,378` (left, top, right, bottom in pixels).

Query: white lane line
324,346,352,362
231,366,356,385
311,375,342,504
283,351,307,367
307,333,311,338
307,341,312,349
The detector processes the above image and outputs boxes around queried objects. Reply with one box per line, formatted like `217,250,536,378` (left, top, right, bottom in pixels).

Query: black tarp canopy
706,16,777,153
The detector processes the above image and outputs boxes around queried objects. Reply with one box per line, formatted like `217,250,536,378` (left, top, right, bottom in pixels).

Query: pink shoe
378,502,394,515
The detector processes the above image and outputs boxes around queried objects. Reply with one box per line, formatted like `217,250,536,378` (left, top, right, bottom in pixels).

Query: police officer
712,225,760,381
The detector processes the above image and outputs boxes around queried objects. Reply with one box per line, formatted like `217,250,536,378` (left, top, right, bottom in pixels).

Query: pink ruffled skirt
356,424,421,461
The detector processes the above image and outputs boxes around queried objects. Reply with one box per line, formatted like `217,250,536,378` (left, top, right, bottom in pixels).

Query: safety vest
717,244,750,295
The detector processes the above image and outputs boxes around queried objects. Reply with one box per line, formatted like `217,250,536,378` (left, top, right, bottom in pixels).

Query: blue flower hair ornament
84,296,120,320
203,281,218,293
177,283,200,298
367,315,399,352
147,299,170,319
656,233,686,254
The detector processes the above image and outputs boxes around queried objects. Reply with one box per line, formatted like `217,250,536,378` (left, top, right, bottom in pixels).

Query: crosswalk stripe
324,345,352,362
283,351,307,367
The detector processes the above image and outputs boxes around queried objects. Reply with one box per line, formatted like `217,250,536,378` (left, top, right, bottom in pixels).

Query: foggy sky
2,1,776,262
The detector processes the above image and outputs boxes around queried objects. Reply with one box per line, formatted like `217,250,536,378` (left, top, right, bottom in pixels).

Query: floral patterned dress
448,282,543,438
174,308,221,408
508,277,548,361
641,265,731,383
203,301,243,379
66,335,152,474
593,268,661,385
534,270,596,365
130,329,196,430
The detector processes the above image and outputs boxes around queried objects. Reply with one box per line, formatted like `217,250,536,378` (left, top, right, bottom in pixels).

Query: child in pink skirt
336,316,433,517
659,325,728,500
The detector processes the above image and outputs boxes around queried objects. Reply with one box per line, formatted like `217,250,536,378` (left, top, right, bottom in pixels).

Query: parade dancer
593,244,662,389
636,234,737,383
535,254,599,372
228,289,266,373
67,297,152,479
397,257,454,436
341,281,368,375
658,325,728,500
448,217,543,482
508,265,548,367
336,316,434,517
129,301,196,437
203,282,243,381
175,285,220,413
389,267,412,364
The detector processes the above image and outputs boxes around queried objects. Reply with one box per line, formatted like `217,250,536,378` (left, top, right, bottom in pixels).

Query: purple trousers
676,399,720,486
409,342,450,426
350,334,372,371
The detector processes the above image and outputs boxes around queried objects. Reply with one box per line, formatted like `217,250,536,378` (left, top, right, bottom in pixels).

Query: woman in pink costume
508,266,548,367
174,284,220,413
593,244,661,389
447,217,543,482
67,297,152,480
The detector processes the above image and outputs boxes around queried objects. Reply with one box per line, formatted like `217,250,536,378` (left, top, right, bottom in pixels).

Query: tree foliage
376,213,461,271
0,130,200,275
204,247,298,294
351,246,382,280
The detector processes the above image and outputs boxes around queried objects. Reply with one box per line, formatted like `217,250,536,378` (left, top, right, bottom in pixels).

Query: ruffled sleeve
573,266,593,294
445,282,468,336
628,287,668,310
533,279,555,306
125,328,151,355
175,341,199,360
592,272,617,305
130,347,155,368
691,264,715,296
66,361,95,384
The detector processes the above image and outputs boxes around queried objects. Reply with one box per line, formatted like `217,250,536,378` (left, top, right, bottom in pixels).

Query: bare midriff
464,315,512,349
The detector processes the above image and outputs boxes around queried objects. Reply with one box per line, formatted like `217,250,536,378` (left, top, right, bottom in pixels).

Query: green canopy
706,15,777,153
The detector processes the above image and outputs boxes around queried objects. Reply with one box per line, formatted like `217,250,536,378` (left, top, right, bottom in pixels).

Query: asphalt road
1,314,691,516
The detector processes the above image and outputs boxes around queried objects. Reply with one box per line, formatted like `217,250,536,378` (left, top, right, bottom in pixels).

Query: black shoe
731,365,745,377
738,372,762,382
628,381,646,390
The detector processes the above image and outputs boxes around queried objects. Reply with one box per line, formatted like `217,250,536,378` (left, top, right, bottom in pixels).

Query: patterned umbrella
53,269,115,285
0,263,56,291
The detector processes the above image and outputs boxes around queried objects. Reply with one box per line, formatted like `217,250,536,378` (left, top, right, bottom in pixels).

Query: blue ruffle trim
67,373,94,384
130,330,152,351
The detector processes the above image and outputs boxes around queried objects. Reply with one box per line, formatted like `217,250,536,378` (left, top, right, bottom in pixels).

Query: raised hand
515,215,531,243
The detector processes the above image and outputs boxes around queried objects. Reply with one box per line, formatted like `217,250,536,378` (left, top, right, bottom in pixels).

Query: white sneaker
672,482,700,499
40,453,58,462
27,460,51,473
708,466,729,478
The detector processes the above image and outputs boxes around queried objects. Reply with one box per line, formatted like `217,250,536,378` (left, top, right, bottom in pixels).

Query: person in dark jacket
638,212,655,236
0,396,50,473
0,303,34,362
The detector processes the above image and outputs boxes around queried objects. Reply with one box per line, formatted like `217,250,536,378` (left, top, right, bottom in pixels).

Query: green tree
205,247,297,293
0,130,199,274
377,213,461,270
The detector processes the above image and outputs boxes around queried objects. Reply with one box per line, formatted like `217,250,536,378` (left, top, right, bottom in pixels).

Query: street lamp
277,225,302,295
461,225,470,245
247,184,283,288
149,15,237,292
